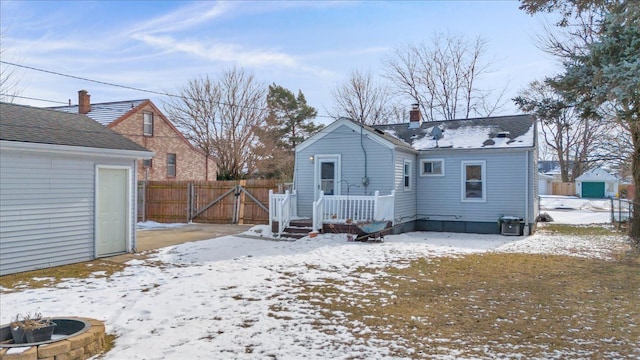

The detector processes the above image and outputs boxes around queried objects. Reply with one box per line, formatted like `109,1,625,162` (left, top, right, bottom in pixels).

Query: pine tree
255,84,321,180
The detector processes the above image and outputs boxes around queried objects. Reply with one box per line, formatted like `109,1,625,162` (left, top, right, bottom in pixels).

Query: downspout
360,124,369,192
524,150,530,235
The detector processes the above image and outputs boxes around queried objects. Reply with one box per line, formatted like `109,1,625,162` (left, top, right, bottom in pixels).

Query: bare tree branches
383,32,506,121
514,80,609,181
163,68,266,180
0,26,23,103
328,69,401,125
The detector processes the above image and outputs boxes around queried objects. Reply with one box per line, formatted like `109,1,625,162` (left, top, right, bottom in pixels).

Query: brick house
51,90,216,181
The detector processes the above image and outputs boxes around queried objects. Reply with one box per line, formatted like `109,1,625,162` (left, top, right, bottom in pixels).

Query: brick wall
109,103,216,181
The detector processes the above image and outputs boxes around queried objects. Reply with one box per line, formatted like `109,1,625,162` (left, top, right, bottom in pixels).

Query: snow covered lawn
1,198,636,359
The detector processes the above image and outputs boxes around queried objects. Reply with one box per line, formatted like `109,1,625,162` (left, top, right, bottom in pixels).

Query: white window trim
167,153,176,177
420,158,445,177
313,154,341,200
461,160,486,202
143,112,154,136
403,159,412,191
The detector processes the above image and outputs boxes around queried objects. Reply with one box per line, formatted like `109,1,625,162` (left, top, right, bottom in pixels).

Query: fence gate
552,182,576,196
140,180,278,224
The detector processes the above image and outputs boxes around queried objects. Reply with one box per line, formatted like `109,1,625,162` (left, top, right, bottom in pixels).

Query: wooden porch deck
272,218,391,240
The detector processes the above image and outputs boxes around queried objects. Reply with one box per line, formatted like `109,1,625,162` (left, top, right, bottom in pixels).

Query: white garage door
97,167,129,256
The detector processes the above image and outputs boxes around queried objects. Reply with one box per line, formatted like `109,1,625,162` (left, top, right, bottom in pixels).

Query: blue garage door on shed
582,182,605,198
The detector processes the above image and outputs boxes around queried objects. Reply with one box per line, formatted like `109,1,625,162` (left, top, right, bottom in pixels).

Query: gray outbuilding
0,103,153,275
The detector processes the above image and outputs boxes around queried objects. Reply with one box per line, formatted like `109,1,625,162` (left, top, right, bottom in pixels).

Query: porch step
279,226,313,239
289,219,313,227
272,219,313,239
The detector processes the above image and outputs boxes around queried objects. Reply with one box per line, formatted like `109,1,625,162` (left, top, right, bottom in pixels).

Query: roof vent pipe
409,103,421,129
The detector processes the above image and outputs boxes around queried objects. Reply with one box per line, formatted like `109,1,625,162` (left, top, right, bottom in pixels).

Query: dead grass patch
293,252,640,358
0,260,125,293
537,223,620,236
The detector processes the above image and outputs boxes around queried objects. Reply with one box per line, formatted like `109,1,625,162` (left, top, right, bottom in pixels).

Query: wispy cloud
129,1,231,35
127,1,339,77
132,33,298,68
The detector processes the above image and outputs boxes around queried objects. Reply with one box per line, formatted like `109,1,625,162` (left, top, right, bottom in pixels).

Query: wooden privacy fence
552,182,576,196
138,179,280,224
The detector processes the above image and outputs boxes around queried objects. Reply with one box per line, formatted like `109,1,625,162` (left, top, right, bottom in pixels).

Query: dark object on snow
537,212,554,222
354,221,392,242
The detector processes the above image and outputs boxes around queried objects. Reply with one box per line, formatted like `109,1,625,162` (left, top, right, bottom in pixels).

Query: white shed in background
575,168,618,199
538,173,554,195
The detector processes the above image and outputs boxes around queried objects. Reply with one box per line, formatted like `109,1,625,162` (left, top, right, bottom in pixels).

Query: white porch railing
313,190,395,232
271,189,395,235
269,190,297,235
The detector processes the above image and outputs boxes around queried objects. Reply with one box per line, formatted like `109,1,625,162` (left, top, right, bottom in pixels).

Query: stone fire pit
0,317,106,360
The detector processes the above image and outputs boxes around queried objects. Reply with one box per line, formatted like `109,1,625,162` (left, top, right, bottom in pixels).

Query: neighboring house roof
375,114,535,150
0,102,151,153
49,97,209,157
50,99,147,126
576,168,617,182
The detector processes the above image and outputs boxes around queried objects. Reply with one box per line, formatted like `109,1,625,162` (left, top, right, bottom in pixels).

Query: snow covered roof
576,168,618,182
374,114,535,151
49,99,147,126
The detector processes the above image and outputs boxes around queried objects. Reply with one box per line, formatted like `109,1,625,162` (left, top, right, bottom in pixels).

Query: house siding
109,103,216,181
416,148,536,232
0,149,136,275
295,124,394,218
393,148,417,226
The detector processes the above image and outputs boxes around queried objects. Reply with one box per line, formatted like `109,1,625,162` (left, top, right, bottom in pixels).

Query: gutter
1,140,154,159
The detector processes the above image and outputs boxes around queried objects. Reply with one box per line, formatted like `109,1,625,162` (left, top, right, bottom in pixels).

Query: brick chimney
78,90,91,114
409,103,421,129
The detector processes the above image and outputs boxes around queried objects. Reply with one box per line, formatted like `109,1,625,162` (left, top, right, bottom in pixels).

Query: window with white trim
403,159,412,190
143,112,154,136
420,159,444,176
462,161,486,201
167,153,176,177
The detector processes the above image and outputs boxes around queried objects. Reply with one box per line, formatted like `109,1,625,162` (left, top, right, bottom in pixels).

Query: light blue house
270,108,538,237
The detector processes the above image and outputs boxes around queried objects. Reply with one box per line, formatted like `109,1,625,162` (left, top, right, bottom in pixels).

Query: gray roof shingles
49,99,147,126
0,102,150,152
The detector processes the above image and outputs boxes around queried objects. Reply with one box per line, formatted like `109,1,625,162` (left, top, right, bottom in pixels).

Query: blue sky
1,0,560,122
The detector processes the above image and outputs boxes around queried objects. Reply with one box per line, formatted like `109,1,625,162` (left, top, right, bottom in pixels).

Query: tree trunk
630,123,640,242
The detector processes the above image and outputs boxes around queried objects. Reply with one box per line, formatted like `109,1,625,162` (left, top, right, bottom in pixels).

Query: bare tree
514,80,608,182
328,69,401,125
523,0,604,59
163,68,267,180
383,32,506,121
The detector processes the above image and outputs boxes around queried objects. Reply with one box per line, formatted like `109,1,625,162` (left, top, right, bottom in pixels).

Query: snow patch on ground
0,198,633,359
136,221,187,230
